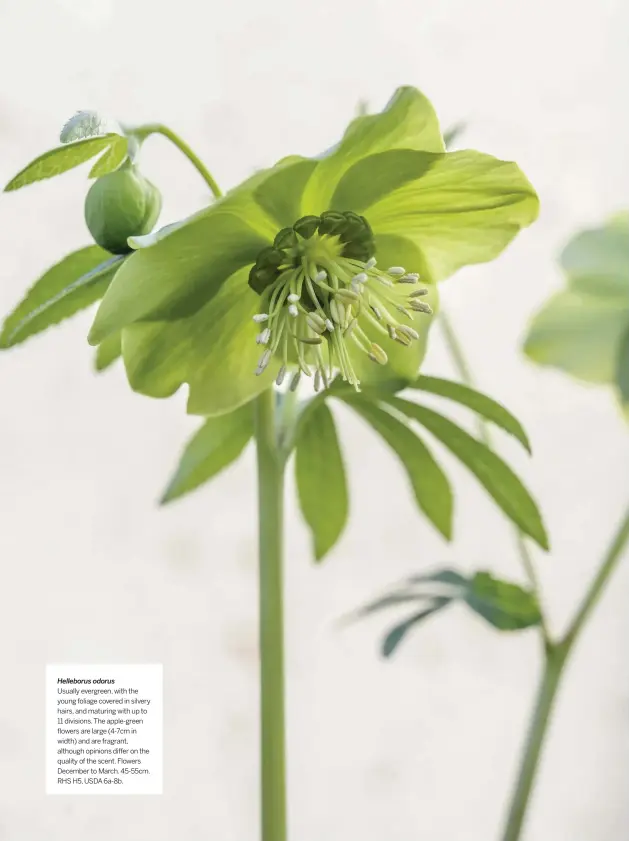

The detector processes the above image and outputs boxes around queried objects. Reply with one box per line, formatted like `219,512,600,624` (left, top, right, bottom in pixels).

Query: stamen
287,293,300,303
314,270,327,282
288,304,299,317
276,365,287,386
255,349,272,375
256,328,271,345
368,343,388,365
365,257,377,269
290,371,301,392
388,266,405,276
352,272,368,284
410,300,433,314
253,313,269,323
410,288,429,298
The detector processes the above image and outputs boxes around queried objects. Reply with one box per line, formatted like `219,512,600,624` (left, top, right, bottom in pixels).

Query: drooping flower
87,87,539,416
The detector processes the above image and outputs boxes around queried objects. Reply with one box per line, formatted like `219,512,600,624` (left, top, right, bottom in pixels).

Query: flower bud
84,164,162,255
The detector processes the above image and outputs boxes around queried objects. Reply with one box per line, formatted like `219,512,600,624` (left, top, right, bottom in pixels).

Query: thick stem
500,645,566,841
255,389,288,841
131,123,223,199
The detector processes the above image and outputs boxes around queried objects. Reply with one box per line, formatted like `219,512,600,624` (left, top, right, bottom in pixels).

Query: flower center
248,210,432,391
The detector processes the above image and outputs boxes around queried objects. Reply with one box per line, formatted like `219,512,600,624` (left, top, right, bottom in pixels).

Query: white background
0,0,628,839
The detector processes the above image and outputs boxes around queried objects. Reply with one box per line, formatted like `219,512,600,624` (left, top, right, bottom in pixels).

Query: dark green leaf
616,326,629,406
464,571,541,630
387,398,549,550
344,398,452,539
408,375,531,452
0,248,123,348
295,402,348,561
382,599,451,657
94,332,121,372
161,403,253,504
4,135,119,191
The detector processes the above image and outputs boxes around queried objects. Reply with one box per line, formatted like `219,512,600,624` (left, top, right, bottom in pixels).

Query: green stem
501,503,629,841
500,644,567,841
131,123,223,199
255,389,288,841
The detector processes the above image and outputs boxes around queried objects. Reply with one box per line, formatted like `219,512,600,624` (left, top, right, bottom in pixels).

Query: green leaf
561,221,629,287
302,86,445,214
4,135,120,191
382,599,451,657
295,402,349,561
344,398,452,539
524,289,629,384
161,402,254,503
89,210,269,345
405,568,468,589
408,375,531,452
387,397,549,550
616,326,629,406
464,572,541,631
94,332,122,372
121,265,279,417
366,150,539,282
0,248,123,348
88,136,129,178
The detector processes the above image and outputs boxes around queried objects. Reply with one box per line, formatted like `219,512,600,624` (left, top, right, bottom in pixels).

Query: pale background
0,0,628,839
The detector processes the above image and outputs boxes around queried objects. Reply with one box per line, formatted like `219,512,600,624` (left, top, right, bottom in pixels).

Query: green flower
524,213,629,412
85,86,539,417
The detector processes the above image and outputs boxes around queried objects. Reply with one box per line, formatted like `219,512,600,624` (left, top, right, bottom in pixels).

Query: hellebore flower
524,212,629,413
87,87,539,417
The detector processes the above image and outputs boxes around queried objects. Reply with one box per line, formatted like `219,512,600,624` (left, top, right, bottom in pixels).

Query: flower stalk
439,308,629,841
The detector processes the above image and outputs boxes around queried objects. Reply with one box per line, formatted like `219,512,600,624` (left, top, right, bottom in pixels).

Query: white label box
46,664,163,795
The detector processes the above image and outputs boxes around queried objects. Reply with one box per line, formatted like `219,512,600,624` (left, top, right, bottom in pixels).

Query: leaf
382,599,451,657
405,568,468,589
387,397,549,550
0,248,123,348
344,398,453,539
464,572,541,631
89,136,129,178
443,122,466,149
616,326,629,406
4,135,120,191
295,402,349,561
94,332,122,372
160,402,254,504
408,375,531,452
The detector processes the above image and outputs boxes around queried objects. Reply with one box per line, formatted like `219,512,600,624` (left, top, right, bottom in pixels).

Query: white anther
399,325,420,340
325,319,334,332
314,270,327,282
253,313,269,323
290,371,301,392
288,304,299,317
276,366,287,386
352,272,368,284
410,288,429,298
255,350,272,375
398,274,419,284
256,328,271,345
287,293,300,303
314,370,322,392
365,257,377,269
388,266,405,276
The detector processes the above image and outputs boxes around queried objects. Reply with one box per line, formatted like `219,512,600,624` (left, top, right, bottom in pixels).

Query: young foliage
354,567,541,657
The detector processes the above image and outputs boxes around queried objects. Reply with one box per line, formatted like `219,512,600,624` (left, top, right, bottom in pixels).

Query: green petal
350,234,438,386
524,289,629,384
1,247,122,348
366,150,539,282
121,266,279,417
89,211,270,345
94,332,122,371
4,135,120,191
301,87,445,214
561,217,629,290
254,158,318,228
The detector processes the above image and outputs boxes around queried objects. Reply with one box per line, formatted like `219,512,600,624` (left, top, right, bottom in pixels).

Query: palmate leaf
295,402,349,561
161,402,254,504
0,248,124,349
385,397,548,550
354,567,541,657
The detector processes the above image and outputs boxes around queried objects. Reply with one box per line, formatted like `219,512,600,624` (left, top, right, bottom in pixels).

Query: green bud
293,215,320,239
84,164,162,255
274,227,298,250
